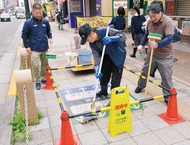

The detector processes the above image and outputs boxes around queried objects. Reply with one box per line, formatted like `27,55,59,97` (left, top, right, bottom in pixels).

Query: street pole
24,0,31,20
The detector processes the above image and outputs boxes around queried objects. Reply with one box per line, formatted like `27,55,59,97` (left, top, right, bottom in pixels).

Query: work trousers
137,54,173,99
100,55,123,92
31,51,48,83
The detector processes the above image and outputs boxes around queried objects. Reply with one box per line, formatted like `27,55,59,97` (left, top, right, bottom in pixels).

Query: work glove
94,65,103,79
102,36,120,45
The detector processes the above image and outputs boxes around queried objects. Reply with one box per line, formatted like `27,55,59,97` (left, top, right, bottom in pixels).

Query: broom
142,32,162,114
91,26,110,109
46,41,57,59
79,26,110,124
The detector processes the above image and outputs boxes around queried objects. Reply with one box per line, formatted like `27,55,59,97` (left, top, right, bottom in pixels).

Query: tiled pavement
1,21,190,145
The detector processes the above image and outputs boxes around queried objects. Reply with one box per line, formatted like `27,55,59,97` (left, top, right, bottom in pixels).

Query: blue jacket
131,15,146,40
109,15,126,30
22,16,52,52
90,27,126,70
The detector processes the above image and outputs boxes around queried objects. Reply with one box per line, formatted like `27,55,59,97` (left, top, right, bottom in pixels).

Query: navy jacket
131,15,146,40
90,27,126,70
109,15,126,30
22,16,52,52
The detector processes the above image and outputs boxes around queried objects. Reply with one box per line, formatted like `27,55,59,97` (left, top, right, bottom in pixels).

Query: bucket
78,50,92,65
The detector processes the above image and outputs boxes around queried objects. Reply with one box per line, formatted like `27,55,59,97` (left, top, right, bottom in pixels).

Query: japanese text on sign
115,117,127,125
76,16,111,28
115,103,128,110
114,1,127,8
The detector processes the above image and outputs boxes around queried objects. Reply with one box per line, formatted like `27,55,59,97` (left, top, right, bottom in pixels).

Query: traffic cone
159,88,185,125
42,66,53,90
55,110,80,145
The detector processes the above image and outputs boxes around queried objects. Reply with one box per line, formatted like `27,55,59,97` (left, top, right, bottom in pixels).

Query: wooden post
15,69,38,125
20,47,32,70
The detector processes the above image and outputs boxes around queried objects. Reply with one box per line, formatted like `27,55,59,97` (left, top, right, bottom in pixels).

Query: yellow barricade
108,86,132,137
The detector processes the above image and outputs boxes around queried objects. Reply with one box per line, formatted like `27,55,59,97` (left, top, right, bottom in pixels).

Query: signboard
114,1,127,8
108,86,132,136
59,84,143,125
182,21,190,36
76,16,112,28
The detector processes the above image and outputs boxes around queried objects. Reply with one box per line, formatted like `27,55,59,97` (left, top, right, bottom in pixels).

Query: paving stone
132,108,156,120
109,137,137,145
132,132,165,145
45,99,59,108
46,106,61,117
0,84,9,105
38,107,48,118
36,100,46,109
43,93,57,101
49,115,61,128
131,113,139,122
153,126,186,145
141,115,169,131
101,128,130,143
148,103,167,115
75,120,99,134
78,130,108,145
39,142,54,145
51,125,61,141
30,117,50,132
26,128,53,145
0,126,12,145
173,139,190,145
129,120,150,137
34,93,45,102
172,121,190,138
95,117,109,129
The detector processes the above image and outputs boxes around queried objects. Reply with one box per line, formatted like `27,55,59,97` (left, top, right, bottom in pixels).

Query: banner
76,16,112,28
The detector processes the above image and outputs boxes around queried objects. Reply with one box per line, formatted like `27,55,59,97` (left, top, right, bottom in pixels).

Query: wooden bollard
15,69,38,125
20,47,32,70
19,47,33,81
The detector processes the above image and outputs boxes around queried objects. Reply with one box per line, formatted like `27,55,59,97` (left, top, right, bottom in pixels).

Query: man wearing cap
79,24,126,98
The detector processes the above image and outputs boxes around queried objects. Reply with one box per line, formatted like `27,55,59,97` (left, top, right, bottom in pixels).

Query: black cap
79,23,92,45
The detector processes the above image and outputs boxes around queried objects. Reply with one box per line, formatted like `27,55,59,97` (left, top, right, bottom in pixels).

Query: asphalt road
0,16,23,62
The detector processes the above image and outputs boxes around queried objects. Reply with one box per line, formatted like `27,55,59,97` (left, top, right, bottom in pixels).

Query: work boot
130,48,137,58
35,82,41,90
135,87,142,93
96,90,108,97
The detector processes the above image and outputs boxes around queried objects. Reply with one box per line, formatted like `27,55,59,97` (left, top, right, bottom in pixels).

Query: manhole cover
173,58,178,62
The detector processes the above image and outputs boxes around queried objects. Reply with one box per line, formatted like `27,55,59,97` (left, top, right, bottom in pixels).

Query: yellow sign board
76,16,111,28
108,86,132,137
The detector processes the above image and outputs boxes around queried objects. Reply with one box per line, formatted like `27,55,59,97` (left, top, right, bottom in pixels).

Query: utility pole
24,0,31,20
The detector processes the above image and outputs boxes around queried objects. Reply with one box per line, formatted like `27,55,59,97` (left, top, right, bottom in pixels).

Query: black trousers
100,55,123,92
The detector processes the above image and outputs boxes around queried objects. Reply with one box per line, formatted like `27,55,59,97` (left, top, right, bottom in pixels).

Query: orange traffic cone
55,110,80,145
159,88,185,125
42,66,53,90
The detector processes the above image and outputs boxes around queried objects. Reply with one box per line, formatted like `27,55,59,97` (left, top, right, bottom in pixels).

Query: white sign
114,1,127,9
